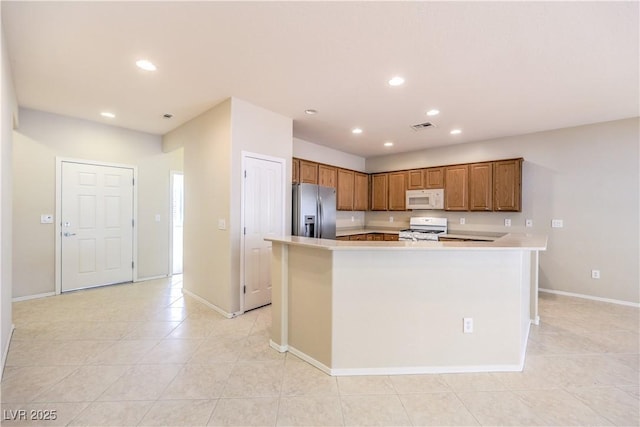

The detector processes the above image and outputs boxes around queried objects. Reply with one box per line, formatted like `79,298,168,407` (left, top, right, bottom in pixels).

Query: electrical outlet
351,216,355,222
459,217,466,225
552,219,564,228
463,317,473,333
504,218,511,227
389,216,394,223
591,270,600,279
526,219,533,227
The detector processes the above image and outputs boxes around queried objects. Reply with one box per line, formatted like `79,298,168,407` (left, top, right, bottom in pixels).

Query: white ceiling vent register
411,122,436,131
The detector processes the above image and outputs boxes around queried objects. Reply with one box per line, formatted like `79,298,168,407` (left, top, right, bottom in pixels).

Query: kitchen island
266,234,547,376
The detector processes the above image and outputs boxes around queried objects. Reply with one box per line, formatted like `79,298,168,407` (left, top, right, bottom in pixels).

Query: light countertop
267,233,548,251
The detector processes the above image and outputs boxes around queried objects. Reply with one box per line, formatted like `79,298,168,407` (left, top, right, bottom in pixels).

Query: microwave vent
411,122,436,131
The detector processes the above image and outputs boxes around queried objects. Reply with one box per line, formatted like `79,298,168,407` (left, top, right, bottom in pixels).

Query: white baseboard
539,288,640,308
287,345,332,375
12,292,55,302
1,324,15,380
269,339,288,353
134,274,169,282
182,288,238,318
284,343,525,377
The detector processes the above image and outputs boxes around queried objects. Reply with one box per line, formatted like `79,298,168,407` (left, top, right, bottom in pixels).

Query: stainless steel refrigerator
292,183,336,239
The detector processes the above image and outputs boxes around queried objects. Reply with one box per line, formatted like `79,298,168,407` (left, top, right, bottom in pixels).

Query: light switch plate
504,218,511,227
40,214,53,224
218,219,226,230
552,219,564,228
459,218,466,225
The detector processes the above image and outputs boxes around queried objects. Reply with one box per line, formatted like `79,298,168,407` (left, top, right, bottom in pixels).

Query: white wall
366,118,640,304
163,97,293,315
1,21,18,376
12,109,180,298
294,137,366,172
163,99,234,313
230,98,292,312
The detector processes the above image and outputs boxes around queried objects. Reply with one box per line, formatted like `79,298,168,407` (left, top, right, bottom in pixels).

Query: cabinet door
407,169,425,190
318,164,337,188
383,234,399,241
337,169,355,210
299,160,318,184
354,172,369,211
292,158,300,184
469,162,493,211
444,165,469,211
494,159,522,211
388,172,407,211
425,167,445,189
349,234,367,241
370,173,388,211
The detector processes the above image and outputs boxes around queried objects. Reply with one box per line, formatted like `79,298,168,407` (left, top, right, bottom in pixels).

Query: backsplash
336,211,366,229
362,210,531,234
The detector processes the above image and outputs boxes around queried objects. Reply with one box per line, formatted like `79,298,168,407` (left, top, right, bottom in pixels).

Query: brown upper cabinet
444,165,469,211
299,160,318,184
493,158,522,211
407,169,425,190
337,168,355,210
388,171,407,211
318,164,337,188
425,167,445,189
292,158,300,184
370,173,388,211
293,157,522,213
353,172,369,211
469,162,493,211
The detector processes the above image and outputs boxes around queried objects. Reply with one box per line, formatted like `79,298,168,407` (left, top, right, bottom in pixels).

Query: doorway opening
171,171,184,275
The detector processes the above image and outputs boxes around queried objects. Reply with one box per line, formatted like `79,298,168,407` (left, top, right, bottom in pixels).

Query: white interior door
243,155,284,311
61,161,134,292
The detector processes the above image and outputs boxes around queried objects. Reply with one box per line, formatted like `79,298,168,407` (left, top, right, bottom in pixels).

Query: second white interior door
243,155,284,311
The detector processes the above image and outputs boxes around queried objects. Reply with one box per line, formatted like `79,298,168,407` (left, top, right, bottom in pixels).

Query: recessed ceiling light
450,129,462,135
100,112,115,119
426,109,440,116
388,76,405,86
352,128,363,134
304,109,318,115
384,141,394,147
136,59,157,71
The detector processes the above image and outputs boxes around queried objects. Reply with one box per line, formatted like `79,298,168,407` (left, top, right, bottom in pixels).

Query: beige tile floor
1,276,638,426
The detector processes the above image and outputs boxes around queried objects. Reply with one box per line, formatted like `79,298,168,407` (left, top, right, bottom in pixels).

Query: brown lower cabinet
338,233,398,241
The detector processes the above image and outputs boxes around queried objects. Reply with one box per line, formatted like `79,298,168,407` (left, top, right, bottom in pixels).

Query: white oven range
398,217,448,241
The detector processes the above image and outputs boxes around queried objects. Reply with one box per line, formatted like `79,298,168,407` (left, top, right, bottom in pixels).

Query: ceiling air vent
411,121,436,131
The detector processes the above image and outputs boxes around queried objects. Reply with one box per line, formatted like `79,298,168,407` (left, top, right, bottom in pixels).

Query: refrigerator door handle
318,196,323,238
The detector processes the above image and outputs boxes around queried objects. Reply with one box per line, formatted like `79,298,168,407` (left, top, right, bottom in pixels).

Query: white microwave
406,189,444,210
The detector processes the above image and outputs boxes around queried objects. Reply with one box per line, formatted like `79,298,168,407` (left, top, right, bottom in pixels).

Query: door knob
63,232,76,237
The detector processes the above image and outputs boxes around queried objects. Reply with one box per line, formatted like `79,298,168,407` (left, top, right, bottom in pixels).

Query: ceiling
2,1,638,158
